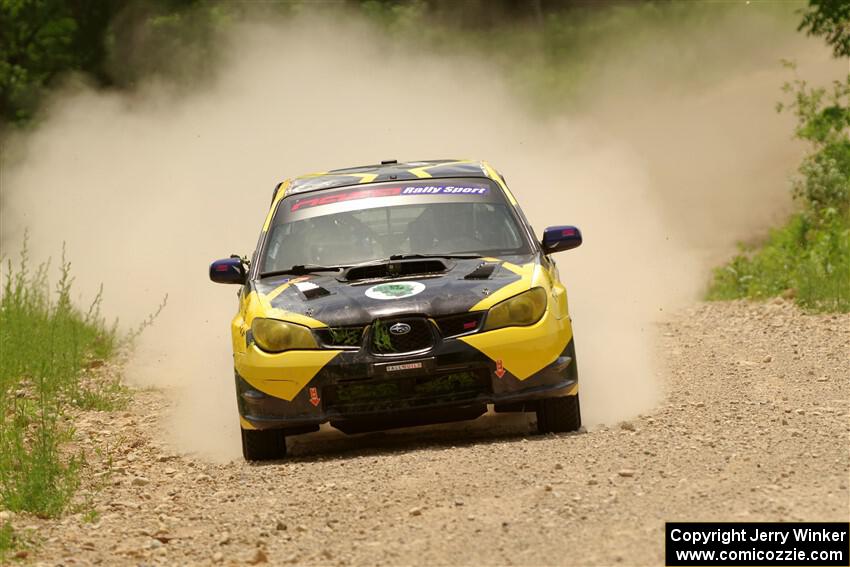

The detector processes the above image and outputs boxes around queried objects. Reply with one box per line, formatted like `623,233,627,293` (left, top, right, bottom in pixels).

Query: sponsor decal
294,281,320,292
389,322,411,335
400,185,489,195
291,186,403,211
308,387,321,407
289,184,490,212
495,359,506,379
294,280,330,300
365,281,426,300
386,362,423,372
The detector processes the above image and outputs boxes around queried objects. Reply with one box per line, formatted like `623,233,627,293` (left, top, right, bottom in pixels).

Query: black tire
241,427,287,461
536,394,582,433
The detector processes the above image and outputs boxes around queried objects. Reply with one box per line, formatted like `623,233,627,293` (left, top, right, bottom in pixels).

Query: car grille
315,326,366,348
324,370,490,414
435,312,484,338
370,317,434,355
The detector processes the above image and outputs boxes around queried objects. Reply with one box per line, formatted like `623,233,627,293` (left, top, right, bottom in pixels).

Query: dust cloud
0,8,842,460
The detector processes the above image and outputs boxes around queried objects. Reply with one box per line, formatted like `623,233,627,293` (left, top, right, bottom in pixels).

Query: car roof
280,159,505,198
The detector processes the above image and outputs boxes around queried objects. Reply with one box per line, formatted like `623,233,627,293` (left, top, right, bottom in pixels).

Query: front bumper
236,337,577,434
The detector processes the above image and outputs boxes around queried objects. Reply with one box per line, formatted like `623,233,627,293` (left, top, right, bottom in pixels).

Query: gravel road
14,300,850,566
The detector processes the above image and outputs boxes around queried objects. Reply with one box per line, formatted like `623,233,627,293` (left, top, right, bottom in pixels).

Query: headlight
482,287,547,332
251,318,318,352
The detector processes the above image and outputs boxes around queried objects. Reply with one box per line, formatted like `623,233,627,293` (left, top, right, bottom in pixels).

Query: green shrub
708,212,850,312
794,151,850,214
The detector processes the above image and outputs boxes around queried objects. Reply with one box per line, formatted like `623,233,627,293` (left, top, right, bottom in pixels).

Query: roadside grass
0,521,14,558
0,240,129,557
0,519,26,563
708,212,850,312
73,376,131,412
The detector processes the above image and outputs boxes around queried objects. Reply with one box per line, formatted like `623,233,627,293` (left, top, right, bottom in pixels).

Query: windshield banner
289,183,490,212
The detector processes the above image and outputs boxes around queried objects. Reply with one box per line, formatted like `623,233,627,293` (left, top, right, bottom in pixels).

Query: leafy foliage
370,320,395,353
0,0,214,125
328,327,363,347
779,72,850,214
799,0,850,58
0,0,121,123
1,0,803,127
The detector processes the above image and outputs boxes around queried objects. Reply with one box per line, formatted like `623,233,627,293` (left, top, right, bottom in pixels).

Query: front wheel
536,394,581,433
241,427,287,461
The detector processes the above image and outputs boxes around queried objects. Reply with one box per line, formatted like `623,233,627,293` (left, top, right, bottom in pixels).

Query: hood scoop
343,259,448,282
464,261,499,280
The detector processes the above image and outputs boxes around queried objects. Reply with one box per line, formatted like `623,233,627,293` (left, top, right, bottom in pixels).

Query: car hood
252,254,538,327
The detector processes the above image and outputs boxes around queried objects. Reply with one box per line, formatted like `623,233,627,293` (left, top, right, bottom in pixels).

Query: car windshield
259,179,531,272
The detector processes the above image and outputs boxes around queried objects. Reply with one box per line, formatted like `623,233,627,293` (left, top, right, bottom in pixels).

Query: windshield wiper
387,253,483,261
259,264,347,278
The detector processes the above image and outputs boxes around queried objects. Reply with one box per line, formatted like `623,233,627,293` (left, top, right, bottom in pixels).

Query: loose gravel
10,300,849,566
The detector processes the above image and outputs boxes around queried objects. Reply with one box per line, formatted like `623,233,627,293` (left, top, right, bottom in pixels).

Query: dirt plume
0,9,842,460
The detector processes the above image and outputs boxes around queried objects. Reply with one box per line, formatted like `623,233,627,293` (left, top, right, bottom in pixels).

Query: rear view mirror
209,257,247,284
542,226,582,253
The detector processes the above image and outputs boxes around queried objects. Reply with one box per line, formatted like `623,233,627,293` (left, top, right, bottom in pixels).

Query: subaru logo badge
389,322,411,335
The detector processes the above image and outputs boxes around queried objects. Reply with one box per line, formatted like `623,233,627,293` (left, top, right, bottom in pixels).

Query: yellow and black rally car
210,160,583,460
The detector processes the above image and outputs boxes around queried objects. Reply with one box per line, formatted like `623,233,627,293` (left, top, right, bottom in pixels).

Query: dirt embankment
12,300,850,566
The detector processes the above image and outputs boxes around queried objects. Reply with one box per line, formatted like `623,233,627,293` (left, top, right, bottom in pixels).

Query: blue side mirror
210,257,247,284
542,226,582,253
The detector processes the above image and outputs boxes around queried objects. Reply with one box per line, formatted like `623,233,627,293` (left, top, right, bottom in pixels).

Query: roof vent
381,159,397,165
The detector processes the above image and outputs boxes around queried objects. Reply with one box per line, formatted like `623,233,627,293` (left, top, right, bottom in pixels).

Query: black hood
252,254,536,327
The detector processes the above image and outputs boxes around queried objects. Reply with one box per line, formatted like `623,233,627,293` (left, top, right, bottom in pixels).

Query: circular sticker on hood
365,281,426,300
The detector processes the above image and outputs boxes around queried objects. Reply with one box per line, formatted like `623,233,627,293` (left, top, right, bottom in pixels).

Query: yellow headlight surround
482,287,548,332
251,318,318,353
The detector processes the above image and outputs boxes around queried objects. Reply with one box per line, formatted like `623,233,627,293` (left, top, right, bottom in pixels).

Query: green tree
0,0,208,126
799,0,850,58
0,0,122,124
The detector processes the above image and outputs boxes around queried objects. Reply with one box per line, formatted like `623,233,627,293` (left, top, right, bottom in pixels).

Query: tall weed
0,238,120,518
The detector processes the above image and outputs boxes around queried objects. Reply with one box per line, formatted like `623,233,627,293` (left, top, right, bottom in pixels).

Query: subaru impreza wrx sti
210,159,583,460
